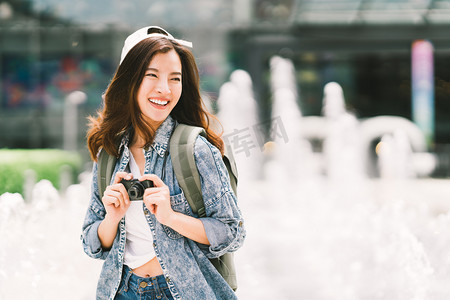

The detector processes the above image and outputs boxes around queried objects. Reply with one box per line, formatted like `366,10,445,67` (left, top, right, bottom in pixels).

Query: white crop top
123,150,156,269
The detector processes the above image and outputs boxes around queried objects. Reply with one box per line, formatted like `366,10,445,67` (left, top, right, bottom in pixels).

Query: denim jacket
81,116,245,300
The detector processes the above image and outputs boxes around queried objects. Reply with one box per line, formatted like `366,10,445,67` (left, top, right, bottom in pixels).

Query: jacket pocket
162,192,191,239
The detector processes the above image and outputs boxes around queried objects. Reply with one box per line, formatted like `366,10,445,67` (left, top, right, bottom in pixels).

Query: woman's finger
104,184,130,206
102,195,120,207
117,183,130,204
148,203,156,214
107,183,130,204
139,174,165,188
116,189,127,207
113,172,133,184
143,186,166,195
106,189,122,200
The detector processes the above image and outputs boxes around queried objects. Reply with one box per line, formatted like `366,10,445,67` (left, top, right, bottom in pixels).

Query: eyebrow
146,68,182,76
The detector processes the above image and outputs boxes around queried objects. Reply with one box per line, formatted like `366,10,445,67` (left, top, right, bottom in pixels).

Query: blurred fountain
322,82,346,119
377,130,414,179
236,74,446,300
217,69,263,182
267,56,314,185
31,180,60,213
321,82,364,181
0,175,100,299
269,56,297,93
65,170,92,212
0,193,26,228
359,116,437,178
217,82,239,132
229,70,255,105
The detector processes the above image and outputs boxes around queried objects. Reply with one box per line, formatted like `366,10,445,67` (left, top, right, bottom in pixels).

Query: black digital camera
120,179,154,201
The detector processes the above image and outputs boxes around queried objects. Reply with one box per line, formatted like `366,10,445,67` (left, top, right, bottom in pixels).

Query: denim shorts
115,265,174,300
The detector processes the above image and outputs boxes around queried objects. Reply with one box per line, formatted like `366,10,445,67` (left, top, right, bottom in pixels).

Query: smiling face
137,49,182,128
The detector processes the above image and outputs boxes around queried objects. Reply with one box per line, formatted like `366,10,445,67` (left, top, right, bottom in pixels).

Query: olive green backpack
98,124,239,291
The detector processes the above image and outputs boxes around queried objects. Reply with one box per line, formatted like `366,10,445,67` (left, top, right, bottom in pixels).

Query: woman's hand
141,174,210,245
101,172,132,223
141,174,174,225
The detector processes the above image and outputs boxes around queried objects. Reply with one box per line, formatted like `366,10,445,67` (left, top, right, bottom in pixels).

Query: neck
143,115,164,132
131,128,147,149
131,117,167,148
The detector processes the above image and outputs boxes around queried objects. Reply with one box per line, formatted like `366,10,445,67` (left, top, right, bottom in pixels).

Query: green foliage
0,149,83,195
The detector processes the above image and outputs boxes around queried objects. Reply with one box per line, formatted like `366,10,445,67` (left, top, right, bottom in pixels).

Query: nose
155,78,171,95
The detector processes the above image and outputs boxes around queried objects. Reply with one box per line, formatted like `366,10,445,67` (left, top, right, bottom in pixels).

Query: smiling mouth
148,98,169,106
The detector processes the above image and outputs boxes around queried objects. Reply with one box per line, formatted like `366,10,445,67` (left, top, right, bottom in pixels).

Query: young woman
81,26,245,300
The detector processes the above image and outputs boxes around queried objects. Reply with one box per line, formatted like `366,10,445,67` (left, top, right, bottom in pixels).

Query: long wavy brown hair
86,37,224,161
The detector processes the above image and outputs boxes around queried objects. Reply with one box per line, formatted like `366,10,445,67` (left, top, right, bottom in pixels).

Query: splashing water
0,173,102,300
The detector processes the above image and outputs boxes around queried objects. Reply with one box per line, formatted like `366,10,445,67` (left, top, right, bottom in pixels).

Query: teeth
149,98,168,106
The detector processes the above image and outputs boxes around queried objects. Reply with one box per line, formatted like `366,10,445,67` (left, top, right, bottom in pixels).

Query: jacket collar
118,115,175,157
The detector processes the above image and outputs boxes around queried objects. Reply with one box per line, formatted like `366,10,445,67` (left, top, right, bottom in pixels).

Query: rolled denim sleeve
194,136,246,258
80,162,111,260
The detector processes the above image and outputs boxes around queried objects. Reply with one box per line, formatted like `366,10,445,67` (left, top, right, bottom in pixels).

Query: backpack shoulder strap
170,124,239,291
170,124,207,217
223,142,238,195
170,124,239,217
97,148,118,198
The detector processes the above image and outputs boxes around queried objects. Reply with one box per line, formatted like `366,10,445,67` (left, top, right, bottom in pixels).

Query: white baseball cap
120,26,193,65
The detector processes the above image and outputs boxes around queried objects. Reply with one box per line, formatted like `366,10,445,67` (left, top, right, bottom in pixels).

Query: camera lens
128,182,145,199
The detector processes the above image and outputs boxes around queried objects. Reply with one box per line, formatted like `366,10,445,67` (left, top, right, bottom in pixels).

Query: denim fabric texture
115,265,174,300
81,116,246,300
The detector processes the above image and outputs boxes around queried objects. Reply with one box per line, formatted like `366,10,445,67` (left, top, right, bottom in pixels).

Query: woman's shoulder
173,123,220,157
194,134,221,161
172,123,225,174
194,134,231,180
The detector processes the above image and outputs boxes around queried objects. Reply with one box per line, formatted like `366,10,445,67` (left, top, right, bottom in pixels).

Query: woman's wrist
98,213,121,250
103,212,122,226
164,210,180,228
163,211,210,245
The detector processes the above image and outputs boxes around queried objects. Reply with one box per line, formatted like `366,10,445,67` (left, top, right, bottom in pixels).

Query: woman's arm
81,160,133,258
97,172,133,250
81,162,109,259
193,136,246,258
166,212,210,245
97,214,121,250
141,174,210,245
141,136,245,252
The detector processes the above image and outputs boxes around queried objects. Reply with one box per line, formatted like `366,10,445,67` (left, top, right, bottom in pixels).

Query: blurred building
0,0,232,152
1,0,450,168
229,0,450,147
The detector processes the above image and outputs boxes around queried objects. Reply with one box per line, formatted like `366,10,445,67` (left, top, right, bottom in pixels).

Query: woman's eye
146,73,157,78
172,77,181,82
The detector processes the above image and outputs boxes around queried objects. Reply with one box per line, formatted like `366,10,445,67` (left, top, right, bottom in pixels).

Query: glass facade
0,1,233,151
2,0,450,153
228,6,450,148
